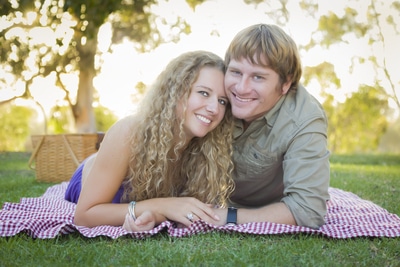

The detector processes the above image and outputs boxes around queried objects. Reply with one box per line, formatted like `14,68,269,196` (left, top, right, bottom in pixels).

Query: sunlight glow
1,0,399,120
26,12,37,24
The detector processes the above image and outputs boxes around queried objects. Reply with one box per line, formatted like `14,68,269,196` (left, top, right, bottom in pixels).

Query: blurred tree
0,103,34,151
94,105,118,132
48,104,117,134
378,117,400,153
306,0,400,110
0,0,206,133
325,85,388,153
302,0,398,153
48,105,75,134
303,61,341,97
244,0,290,26
246,0,398,153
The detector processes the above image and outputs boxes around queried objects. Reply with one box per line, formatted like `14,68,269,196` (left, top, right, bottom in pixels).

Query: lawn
0,152,399,267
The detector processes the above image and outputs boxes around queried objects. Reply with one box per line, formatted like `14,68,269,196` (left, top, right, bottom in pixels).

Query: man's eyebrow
253,71,270,76
227,65,239,70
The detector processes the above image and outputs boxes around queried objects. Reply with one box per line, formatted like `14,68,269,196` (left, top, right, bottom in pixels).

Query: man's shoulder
283,85,326,121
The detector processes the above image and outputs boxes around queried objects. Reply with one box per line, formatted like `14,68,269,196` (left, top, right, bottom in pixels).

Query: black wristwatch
226,207,237,226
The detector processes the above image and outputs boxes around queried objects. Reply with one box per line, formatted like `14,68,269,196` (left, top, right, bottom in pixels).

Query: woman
65,50,234,232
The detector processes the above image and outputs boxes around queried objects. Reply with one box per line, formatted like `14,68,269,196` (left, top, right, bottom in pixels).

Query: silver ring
186,213,194,222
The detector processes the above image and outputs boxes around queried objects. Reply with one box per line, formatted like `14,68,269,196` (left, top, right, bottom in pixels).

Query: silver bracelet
128,201,137,221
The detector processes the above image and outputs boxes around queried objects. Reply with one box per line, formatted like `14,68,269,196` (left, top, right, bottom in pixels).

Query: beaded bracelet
128,201,137,221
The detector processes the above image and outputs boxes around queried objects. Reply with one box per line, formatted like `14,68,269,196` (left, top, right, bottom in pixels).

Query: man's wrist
226,207,237,225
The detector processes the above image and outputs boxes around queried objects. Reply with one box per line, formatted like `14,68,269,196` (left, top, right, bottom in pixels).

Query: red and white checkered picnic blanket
1,182,399,239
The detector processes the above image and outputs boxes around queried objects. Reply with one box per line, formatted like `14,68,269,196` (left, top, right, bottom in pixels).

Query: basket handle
62,135,80,167
28,136,45,170
96,132,105,150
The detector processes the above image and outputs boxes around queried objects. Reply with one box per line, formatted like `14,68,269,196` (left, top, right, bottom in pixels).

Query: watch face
227,207,237,225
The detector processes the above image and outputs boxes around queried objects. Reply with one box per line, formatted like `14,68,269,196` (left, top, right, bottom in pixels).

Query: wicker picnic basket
28,133,104,182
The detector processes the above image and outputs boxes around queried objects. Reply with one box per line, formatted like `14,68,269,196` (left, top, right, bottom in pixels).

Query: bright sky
4,0,400,119
95,0,280,117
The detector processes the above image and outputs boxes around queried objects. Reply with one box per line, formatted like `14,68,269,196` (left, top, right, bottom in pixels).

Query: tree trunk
73,30,99,133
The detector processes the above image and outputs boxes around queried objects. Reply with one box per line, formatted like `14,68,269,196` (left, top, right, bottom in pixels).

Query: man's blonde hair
225,24,302,91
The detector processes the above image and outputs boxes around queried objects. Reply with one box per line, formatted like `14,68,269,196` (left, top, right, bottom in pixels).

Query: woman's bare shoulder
108,115,138,133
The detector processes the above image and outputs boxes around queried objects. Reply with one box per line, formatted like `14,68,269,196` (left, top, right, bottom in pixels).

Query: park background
1,0,399,154
1,2,399,266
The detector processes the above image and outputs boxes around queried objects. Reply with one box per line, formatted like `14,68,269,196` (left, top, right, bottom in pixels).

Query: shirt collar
262,94,287,127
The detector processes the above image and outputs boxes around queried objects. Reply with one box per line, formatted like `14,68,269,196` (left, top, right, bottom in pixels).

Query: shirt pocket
241,145,280,180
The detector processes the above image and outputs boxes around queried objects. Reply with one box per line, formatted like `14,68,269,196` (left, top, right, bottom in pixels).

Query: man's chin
231,107,249,119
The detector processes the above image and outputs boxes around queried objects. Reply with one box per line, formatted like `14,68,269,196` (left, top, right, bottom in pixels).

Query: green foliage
0,104,34,151
245,0,290,25
1,152,399,266
317,8,369,47
303,61,341,89
379,117,400,153
305,0,400,110
48,105,75,134
185,0,208,9
0,0,205,133
48,104,118,133
94,105,118,132
63,0,122,29
324,85,388,153
303,61,390,154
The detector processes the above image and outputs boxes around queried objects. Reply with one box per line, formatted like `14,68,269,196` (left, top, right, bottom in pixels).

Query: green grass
1,152,399,267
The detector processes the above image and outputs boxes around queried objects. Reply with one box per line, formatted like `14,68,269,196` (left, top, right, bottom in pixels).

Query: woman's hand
123,211,157,232
153,197,221,227
123,197,221,232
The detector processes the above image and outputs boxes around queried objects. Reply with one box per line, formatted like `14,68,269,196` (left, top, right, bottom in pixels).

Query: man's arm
212,131,329,229
238,202,296,225
213,202,296,226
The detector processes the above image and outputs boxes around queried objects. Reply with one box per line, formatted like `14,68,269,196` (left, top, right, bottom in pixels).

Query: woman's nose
206,99,219,114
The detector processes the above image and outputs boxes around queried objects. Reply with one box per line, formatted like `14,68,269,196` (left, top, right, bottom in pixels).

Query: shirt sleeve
280,118,330,229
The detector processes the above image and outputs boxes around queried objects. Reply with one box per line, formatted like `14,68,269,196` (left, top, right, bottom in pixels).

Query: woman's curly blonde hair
123,50,235,207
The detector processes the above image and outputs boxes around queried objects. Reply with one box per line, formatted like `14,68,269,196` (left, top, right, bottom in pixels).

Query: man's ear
281,79,292,95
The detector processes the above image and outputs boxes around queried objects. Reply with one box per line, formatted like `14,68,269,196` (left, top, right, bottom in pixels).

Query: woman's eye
199,91,209,97
219,99,227,105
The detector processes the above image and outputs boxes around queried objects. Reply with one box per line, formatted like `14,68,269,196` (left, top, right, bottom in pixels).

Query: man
218,24,330,229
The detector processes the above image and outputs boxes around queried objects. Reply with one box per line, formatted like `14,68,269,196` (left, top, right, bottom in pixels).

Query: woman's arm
73,116,220,229
73,116,134,227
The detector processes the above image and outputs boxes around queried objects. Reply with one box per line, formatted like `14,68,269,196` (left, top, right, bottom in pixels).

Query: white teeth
196,115,211,124
235,95,252,102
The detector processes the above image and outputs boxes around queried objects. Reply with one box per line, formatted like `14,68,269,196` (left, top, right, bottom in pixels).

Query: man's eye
231,70,241,75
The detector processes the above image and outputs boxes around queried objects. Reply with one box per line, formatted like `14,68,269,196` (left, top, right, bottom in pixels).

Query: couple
65,24,330,231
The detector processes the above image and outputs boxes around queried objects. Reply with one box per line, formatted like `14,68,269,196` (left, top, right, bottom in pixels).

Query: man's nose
235,76,251,94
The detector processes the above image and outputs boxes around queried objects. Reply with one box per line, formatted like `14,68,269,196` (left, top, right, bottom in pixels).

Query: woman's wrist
135,198,168,224
128,201,137,221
